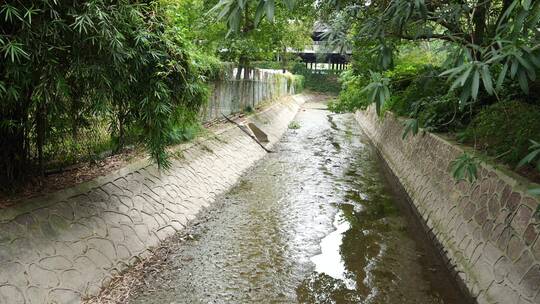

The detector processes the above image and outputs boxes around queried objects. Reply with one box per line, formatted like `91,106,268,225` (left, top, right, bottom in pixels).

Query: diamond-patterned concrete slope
356,107,540,304
0,94,308,304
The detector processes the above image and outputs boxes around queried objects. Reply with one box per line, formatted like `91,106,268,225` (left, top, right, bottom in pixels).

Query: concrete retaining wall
0,94,308,304
356,107,540,304
202,68,299,122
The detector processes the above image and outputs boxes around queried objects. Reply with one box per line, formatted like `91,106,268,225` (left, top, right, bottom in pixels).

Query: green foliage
384,61,427,92
44,120,118,168
304,73,341,93
330,69,371,113
292,75,305,92
253,61,287,70
382,63,468,133
210,0,313,72
308,0,540,187
0,0,216,188
395,43,446,67
215,0,540,113
210,0,297,33
288,121,301,129
460,101,540,165
451,153,480,183
388,91,463,133
361,71,390,115
331,50,455,117
311,0,540,109
292,65,341,94
193,53,228,81
440,59,495,105
401,119,419,139
517,140,540,170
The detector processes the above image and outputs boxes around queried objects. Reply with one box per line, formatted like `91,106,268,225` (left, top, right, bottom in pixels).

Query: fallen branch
221,113,274,153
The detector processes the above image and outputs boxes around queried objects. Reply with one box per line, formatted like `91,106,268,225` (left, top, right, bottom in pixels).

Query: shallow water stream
129,97,468,303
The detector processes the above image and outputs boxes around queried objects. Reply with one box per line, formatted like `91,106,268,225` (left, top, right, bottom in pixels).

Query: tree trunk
472,0,491,53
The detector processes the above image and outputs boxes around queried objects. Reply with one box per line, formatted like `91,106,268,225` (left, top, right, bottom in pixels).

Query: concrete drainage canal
99,96,471,303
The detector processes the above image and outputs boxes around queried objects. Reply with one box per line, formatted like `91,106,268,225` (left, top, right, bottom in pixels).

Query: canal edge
0,94,308,303
355,106,540,304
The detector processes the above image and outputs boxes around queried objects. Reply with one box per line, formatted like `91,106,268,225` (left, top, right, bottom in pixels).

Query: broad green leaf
254,0,265,26
459,86,471,106
266,0,275,21
480,65,494,94
518,69,529,93
282,0,295,10
450,153,479,183
498,1,519,29
471,69,480,100
510,59,519,78
529,53,540,68
517,149,540,168
440,65,466,78
516,54,534,73
497,62,509,89
458,65,473,86
402,119,419,139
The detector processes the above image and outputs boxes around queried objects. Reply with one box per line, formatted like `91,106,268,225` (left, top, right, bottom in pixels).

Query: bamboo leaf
471,69,480,100
511,59,519,78
480,65,494,94
265,0,275,21
517,149,540,168
497,62,509,89
518,69,530,93
254,0,265,26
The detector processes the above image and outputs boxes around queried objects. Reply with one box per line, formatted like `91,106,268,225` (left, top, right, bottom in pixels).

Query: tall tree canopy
210,0,314,74
321,0,540,103
215,0,540,106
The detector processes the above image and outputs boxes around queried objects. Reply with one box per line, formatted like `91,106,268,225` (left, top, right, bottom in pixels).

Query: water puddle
310,209,356,290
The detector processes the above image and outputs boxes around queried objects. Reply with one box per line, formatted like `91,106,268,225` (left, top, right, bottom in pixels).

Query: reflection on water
311,210,356,290
130,97,467,304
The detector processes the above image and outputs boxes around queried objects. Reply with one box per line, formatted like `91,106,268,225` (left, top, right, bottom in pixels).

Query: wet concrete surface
129,97,468,304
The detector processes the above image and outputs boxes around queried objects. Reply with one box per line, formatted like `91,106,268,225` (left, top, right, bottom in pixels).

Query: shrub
329,70,371,112
460,101,540,165
302,73,341,94
292,75,305,92
382,65,468,132
386,66,446,110
384,62,426,92
288,121,301,129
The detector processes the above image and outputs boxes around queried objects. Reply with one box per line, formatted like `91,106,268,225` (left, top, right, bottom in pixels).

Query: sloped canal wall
0,91,307,303
356,106,540,304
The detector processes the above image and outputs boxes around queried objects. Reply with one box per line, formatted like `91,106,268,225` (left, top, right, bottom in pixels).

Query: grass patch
288,121,301,129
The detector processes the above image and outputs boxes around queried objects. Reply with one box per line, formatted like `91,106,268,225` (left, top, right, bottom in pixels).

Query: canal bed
127,96,468,304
